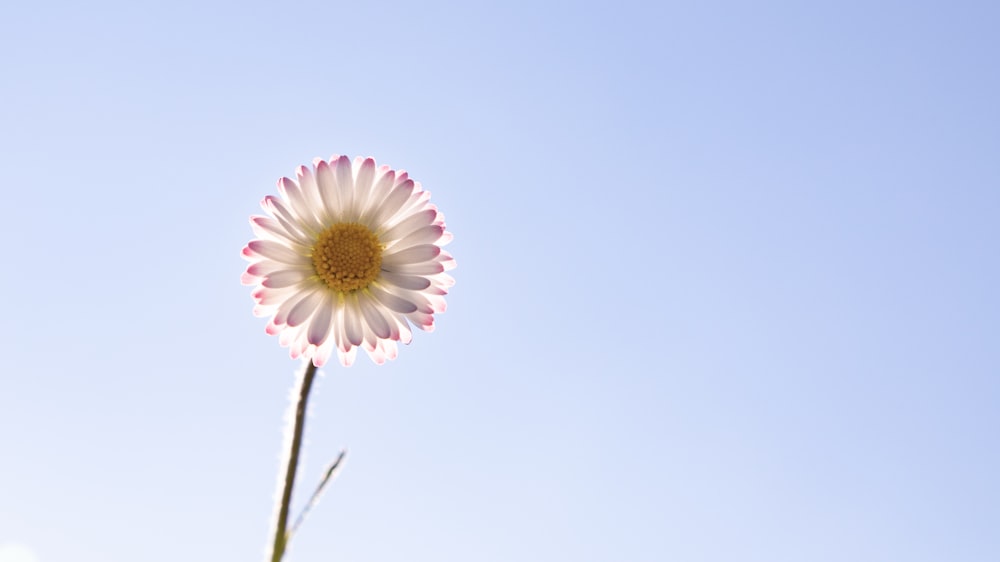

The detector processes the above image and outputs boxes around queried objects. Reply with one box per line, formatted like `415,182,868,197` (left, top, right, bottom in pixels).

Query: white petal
315,159,341,222
337,347,357,367
407,310,435,331
369,285,418,313
296,165,328,224
314,335,335,367
361,320,377,351
245,260,305,280
381,284,434,313
427,293,447,313
344,295,364,346
263,196,312,240
360,168,395,220
366,343,387,365
382,244,441,266
382,261,445,275
380,209,436,244
379,271,431,291
334,155,354,217
394,315,413,344
370,179,414,229
250,216,301,246
273,287,314,325
253,286,298,307
280,326,296,348
383,339,398,360
247,240,307,265
287,289,324,327
307,293,334,346
332,300,346,353
387,190,432,228
428,272,456,289
438,251,457,271
358,293,392,338
262,269,310,289
355,157,376,192
277,177,318,229
390,225,445,251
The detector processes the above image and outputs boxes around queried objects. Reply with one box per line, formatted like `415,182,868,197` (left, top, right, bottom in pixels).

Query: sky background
1,1,999,561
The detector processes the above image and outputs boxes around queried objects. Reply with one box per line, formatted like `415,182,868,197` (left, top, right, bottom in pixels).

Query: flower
242,156,455,367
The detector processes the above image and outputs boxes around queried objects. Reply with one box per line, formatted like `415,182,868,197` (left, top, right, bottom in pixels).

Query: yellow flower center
311,223,383,293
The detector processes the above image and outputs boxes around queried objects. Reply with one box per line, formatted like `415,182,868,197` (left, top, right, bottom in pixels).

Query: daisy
242,155,455,367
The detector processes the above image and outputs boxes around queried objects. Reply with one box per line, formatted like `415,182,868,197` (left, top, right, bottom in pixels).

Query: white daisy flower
242,155,455,367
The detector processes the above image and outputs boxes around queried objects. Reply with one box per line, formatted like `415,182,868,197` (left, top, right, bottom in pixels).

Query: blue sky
1,1,999,561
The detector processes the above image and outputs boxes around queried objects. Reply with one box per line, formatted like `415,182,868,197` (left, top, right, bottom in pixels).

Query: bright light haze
1,1,998,561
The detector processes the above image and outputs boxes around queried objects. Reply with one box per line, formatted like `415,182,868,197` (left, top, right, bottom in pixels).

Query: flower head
242,156,455,366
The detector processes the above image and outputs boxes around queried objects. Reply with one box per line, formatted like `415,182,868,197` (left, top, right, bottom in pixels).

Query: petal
263,196,312,240
362,322,377,350
332,300,346,353
247,240,307,265
355,157,376,192
313,335,335,367
315,159,341,221
278,323,298,346
388,190,432,228
394,315,413,344
427,293,447,313
287,289,324,327
390,225,445,251
370,179,414,230
334,155,354,217
277,177,317,228
307,293,334,346
438,251,457,271
250,216,300,245
262,269,310,289
351,158,376,221
358,293,392,338
296,165,328,224
382,261,445,275
272,287,312,325
365,343,387,365
368,285,418,314
381,284,434,313
337,347,358,367
428,272,456,289
379,271,431,291
344,295,364,346
254,304,277,317
383,339,399,360
379,209,437,244
253,286,300,307
359,167,395,220
406,310,436,331
247,260,307,279
382,244,441,266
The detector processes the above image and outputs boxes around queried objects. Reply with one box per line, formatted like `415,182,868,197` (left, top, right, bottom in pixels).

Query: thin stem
289,449,348,538
269,360,318,562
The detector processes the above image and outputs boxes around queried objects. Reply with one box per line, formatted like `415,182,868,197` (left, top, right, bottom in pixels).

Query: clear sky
1,1,999,561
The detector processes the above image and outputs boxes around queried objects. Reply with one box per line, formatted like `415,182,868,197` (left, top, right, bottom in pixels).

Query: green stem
270,360,318,562
289,449,348,539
